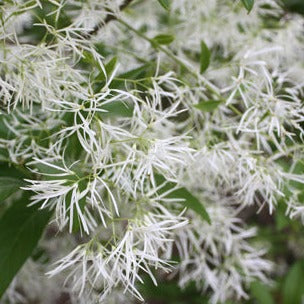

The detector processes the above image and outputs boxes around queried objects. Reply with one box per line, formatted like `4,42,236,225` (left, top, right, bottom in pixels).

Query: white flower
23,156,118,234
1,0,304,302
176,201,272,304
48,207,187,301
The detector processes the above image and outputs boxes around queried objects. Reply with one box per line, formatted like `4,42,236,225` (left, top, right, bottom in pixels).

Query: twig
85,0,135,38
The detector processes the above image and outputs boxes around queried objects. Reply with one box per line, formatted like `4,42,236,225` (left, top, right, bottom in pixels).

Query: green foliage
0,177,24,201
99,101,134,118
0,195,52,298
140,278,208,304
275,203,290,231
194,100,222,112
282,260,304,304
250,281,274,304
1,0,304,302
281,0,304,15
110,63,154,90
241,0,255,13
200,40,210,73
96,56,118,82
152,34,175,45
155,174,211,224
157,0,171,11
21,0,72,43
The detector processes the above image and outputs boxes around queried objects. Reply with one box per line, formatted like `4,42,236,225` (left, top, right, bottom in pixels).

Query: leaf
172,188,211,224
200,40,210,73
241,0,254,13
283,261,304,304
118,63,152,79
194,100,222,112
96,56,117,82
275,203,290,231
82,50,96,66
157,0,171,10
110,63,154,90
250,281,274,304
0,177,24,201
0,163,29,179
105,56,117,75
139,276,208,303
152,34,175,45
155,174,211,224
282,0,304,16
275,211,290,231
0,195,52,298
0,116,9,137
99,100,133,118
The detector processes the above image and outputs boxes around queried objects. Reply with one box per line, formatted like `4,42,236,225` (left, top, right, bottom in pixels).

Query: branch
85,0,135,38
3,0,135,44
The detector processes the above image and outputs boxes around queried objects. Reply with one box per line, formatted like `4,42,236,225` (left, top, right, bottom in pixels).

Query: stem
117,18,193,76
116,18,242,116
85,0,136,38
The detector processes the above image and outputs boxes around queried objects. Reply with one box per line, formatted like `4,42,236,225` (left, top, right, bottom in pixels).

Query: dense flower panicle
47,208,187,301
176,202,272,304
0,0,304,303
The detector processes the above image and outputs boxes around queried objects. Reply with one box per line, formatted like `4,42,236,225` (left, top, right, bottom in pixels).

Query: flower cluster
0,0,303,303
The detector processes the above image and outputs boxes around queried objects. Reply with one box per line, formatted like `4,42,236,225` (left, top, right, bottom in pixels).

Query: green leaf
275,203,290,231
110,63,154,90
200,40,210,73
82,50,97,66
157,0,171,10
241,0,254,13
96,56,117,82
99,100,133,118
0,116,9,137
155,174,211,224
152,34,175,45
0,195,52,298
283,261,304,304
140,277,208,303
0,177,24,201
105,56,117,75
275,211,289,231
118,63,152,79
172,188,211,224
282,0,304,16
194,100,222,112
250,281,274,304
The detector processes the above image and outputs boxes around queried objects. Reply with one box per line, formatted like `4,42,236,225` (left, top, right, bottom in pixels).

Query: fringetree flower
0,0,303,303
